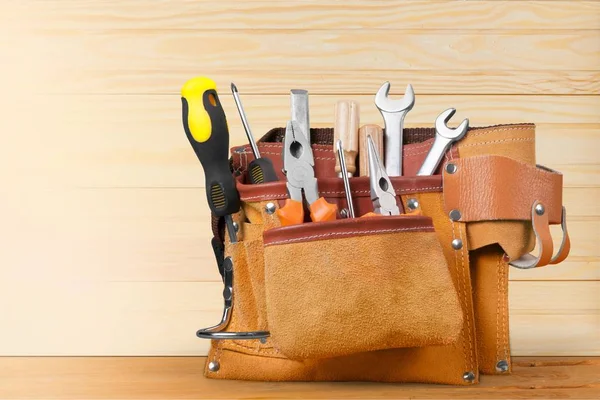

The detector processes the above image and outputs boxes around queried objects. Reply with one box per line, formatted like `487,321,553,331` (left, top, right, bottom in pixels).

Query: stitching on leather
401,186,443,193
450,220,468,374
242,194,287,201
460,137,534,148
266,226,430,246
225,340,283,357
501,258,509,361
235,150,336,161
319,186,442,196
496,254,502,364
449,149,474,374
459,224,475,372
213,339,223,375
467,126,534,138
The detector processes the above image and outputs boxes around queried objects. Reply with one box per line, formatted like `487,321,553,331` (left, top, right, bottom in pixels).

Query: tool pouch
263,214,463,360
199,124,569,384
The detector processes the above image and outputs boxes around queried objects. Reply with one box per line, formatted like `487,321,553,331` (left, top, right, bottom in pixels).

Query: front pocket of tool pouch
262,215,463,360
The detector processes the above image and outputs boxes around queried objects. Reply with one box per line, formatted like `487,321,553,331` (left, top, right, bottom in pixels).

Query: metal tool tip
336,139,343,151
230,82,238,93
376,81,391,95
441,108,457,121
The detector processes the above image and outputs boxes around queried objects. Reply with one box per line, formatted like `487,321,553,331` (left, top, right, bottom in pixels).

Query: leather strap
509,202,571,269
443,155,563,224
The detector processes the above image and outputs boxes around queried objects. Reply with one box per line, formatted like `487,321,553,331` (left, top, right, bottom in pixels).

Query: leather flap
263,214,434,246
443,155,563,224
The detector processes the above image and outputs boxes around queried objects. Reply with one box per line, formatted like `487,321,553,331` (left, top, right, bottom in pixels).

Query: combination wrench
374,82,415,176
417,108,469,176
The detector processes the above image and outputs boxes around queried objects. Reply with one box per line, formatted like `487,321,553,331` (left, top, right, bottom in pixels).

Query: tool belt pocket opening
261,215,463,360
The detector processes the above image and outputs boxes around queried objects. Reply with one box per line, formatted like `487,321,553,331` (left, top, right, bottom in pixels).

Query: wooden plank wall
0,1,598,356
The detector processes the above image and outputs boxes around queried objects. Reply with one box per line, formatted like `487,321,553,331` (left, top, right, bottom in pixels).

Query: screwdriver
334,100,360,177
231,83,278,184
336,139,355,218
181,76,240,243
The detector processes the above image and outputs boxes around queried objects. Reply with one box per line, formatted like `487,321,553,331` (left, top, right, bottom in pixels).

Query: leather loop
509,201,553,269
443,155,563,223
549,206,571,265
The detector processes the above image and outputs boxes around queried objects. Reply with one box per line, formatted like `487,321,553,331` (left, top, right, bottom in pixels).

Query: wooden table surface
1,357,598,399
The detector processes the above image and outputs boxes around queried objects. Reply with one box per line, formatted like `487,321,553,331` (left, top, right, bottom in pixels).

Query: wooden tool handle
334,100,360,176
359,124,384,177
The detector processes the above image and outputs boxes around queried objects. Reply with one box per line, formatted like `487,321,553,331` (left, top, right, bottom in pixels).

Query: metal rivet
496,360,509,373
445,163,458,174
340,209,349,219
535,203,545,216
265,202,276,214
223,287,232,301
451,239,463,250
407,198,420,211
259,337,267,344
449,209,462,221
463,371,476,383
232,222,239,232
208,361,220,372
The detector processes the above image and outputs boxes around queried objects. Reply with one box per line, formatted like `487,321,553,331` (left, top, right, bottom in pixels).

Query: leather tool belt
200,124,569,385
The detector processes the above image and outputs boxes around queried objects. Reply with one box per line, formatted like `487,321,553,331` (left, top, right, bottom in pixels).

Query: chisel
181,77,240,243
334,100,360,178
231,83,278,184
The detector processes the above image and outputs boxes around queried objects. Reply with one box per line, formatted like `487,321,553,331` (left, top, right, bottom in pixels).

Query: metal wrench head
374,82,415,114
435,108,469,140
367,135,400,216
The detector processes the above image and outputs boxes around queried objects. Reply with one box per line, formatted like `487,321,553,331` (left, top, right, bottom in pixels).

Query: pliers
366,135,400,216
276,120,338,226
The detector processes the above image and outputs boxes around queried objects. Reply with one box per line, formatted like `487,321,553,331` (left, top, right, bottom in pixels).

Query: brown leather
443,155,563,224
466,222,535,259
450,124,536,375
470,246,511,375
403,137,460,177
207,190,479,385
550,207,571,265
201,123,566,383
236,175,443,219
508,200,554,269
263,216,462,360
456,124,536,163
264,214,434,246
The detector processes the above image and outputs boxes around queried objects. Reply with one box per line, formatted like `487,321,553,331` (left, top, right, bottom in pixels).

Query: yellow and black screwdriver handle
181,77,240,244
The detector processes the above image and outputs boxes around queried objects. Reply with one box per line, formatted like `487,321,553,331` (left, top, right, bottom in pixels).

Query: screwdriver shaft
224,215,238,243
336,140,355,218
231,83,261,159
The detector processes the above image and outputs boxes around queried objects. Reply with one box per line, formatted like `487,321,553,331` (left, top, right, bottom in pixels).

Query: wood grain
0,281,597,355
3,94,597,188
0,357,599,399
0,0,597,358
24,69,600,95
8,31,600,84
1,188,597,282
7,1,600,30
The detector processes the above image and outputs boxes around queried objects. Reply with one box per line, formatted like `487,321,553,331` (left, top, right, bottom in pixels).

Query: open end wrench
417,108,469,176
375,82,415,176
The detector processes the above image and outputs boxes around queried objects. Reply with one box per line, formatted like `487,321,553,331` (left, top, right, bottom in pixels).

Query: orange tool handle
361,212,379,218
309,197,338,223
276,199,305,226
277,198,338,226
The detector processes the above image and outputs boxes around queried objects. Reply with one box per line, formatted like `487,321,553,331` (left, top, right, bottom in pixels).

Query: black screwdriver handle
248,158,278,184
181,78,240,217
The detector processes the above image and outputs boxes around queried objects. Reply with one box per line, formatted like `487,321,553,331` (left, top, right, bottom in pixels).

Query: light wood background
0,1,598,356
